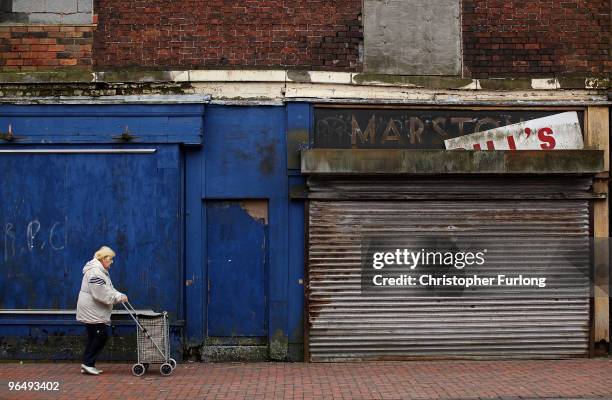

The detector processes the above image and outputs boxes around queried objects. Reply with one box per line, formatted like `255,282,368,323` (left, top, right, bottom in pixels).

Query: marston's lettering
316,108,576,149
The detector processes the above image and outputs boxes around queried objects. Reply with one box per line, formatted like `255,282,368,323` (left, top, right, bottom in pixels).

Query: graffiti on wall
3,218,67,262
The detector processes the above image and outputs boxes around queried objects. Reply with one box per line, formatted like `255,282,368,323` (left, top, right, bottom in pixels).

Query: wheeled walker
122,301,177,376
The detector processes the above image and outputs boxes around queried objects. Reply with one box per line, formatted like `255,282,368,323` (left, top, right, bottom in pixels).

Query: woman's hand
120,295,128,303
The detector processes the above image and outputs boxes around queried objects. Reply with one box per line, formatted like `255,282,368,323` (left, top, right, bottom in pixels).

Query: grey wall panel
364,0,462,75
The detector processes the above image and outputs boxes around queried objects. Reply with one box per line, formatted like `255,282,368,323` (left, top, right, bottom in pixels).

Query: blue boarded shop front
0,104,201,360
0,102,306,361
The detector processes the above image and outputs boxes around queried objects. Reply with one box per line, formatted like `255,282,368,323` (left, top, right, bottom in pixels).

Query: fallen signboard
444,111,584,150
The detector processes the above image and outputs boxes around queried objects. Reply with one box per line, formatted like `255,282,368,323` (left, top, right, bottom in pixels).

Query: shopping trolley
122,301,177,376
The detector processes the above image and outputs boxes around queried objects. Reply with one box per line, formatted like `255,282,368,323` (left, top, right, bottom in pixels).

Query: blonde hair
94,246,116,261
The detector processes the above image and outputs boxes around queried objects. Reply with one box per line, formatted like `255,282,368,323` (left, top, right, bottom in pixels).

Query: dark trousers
82,323,108,367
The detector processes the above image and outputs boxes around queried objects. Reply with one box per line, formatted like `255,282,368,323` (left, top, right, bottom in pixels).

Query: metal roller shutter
306,178,592,361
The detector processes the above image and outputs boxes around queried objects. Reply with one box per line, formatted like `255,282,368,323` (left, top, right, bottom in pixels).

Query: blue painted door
206,200,268,337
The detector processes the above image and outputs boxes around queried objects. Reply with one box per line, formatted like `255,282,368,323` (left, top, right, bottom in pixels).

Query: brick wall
1,0,608,76
0,25,93,71
463,0,610,77
93,0,363,71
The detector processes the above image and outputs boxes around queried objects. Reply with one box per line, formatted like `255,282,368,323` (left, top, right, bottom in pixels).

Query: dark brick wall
93,0,363,71
463,0,610,77
2,1,607,76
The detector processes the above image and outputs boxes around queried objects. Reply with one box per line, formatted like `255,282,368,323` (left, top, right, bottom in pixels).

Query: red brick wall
2,2,607,77
93,0,363,71
0,26,93,72
463,0,610,77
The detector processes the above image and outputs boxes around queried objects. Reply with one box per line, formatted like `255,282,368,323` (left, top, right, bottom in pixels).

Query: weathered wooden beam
301,149,605,175
587,106,610,356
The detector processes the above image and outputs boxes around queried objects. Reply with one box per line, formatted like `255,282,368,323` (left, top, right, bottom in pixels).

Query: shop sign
314,108,584,149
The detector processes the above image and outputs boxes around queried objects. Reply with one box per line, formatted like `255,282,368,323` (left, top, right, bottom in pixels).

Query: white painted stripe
0,79,608,105
0,149,157,154
0,309,154,314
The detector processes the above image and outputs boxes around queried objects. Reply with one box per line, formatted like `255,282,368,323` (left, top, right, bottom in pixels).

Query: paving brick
1,360,612,400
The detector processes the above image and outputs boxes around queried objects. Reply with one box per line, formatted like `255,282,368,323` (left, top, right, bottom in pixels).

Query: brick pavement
1,359,612,400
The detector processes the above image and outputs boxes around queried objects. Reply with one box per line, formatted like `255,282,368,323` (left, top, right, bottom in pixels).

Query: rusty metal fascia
301,149,605,175
303,177,604,200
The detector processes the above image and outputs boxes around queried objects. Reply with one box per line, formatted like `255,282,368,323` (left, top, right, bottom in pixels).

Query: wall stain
257,143,275,175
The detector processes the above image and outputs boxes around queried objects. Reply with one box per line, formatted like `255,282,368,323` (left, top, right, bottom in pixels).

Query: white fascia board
189,70,286,82
286,71,353,84
531,78,560,90
170,70,190,82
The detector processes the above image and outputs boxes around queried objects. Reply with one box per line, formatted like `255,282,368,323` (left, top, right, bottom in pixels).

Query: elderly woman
76,246,128,375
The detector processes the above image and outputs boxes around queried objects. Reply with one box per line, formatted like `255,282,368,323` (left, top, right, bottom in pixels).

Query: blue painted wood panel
0,144,182,320
0,105,204,144
286,103,310,348
203,106,285,198
288,176,305,345
200,106,288,350
206,200,267,337
286,102,312,170
184,148,204,344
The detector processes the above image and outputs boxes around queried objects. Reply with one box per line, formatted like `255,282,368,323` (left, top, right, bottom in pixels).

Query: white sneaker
80,364,100,375
93,367,103,374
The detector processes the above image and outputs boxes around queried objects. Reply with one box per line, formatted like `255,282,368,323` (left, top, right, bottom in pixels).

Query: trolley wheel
169,358,177,370
160,363,173,376
132,363,146,377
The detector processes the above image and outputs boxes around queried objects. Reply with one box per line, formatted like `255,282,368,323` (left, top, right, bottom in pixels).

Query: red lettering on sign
506,135,517,150
473,143,482,150
537,127,556,150
486,140,495,150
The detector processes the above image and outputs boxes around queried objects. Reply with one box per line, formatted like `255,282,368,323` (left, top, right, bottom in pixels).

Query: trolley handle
122,302,148,333
124,300,138,315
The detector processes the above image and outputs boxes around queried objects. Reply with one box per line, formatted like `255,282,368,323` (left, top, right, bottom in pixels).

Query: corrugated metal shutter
307,178,592,361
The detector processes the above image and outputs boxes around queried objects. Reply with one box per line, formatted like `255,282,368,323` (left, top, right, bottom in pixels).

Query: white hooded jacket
76,258,125,325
